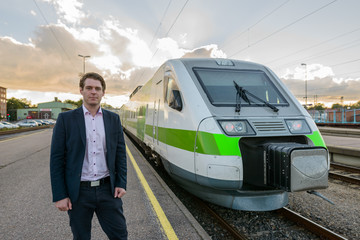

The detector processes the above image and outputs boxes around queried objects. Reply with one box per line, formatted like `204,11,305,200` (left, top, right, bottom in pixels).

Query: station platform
318,126,360,138
320,127,360,149
120,135,210,240
319,127,360,167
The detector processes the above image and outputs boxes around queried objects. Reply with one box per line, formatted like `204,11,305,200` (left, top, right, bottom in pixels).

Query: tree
6,97,32,121
101,103,115,109
348,101,360,109
331,103,343,109
331,101,360,109
64,99,83,108
308,103,325,110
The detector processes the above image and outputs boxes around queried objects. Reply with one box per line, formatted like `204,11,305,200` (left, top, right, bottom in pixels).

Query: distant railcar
120,58,329,211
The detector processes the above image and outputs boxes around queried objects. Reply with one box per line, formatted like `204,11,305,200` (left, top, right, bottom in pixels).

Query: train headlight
285,119,311,134
218,120,255,136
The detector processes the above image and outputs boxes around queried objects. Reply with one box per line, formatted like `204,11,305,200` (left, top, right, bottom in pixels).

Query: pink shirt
81,105,109,181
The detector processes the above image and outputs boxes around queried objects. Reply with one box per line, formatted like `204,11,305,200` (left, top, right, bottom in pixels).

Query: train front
181,58,329,211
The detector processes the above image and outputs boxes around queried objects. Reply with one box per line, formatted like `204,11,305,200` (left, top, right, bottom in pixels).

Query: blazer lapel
103,110,111,159
75,107,86,147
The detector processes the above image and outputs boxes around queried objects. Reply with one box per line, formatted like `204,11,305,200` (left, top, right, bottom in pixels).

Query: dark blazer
50,107,127,203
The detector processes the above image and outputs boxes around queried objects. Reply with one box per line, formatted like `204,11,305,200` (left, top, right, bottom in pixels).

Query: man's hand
114,187,126,198
55,198,72,211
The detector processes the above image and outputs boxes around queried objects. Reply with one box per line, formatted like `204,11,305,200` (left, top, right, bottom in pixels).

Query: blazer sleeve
50,113,69,202
115,115,127,190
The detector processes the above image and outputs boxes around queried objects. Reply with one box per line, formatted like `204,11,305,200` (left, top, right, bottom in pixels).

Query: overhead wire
265,26,360,65
336,70,360,76
131,0,173,89
149,0,173,48
221,0,290,50
272,36,360,70
132,0,190,87
164,0,190,38
228,0,338,58
330,58,360,67
149,0,190,60
32,0,77,72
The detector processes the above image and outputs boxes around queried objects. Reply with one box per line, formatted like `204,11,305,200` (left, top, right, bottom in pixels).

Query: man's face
80,78,105,107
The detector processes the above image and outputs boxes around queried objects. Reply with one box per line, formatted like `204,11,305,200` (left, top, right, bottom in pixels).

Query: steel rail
277,207,347,240
193,197,248,240
329,162,360,185
331,162,360,174
329,172,360,185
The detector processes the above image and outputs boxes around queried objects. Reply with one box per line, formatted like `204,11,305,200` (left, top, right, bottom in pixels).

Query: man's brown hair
79,72,106,91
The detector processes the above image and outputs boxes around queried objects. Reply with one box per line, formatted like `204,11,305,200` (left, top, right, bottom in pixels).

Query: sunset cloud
2,0,360,107
0,18,226,107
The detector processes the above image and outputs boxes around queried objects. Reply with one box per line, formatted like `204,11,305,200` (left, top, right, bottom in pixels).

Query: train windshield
193,68,287,106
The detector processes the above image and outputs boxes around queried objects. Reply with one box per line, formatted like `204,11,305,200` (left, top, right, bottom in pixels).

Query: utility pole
78,54,90,74
301,63,308,107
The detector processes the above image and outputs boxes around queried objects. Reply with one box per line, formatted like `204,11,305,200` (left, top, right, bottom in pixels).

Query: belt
80,176,110,187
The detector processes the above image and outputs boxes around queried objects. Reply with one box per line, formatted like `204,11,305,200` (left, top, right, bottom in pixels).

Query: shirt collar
82,105,103,116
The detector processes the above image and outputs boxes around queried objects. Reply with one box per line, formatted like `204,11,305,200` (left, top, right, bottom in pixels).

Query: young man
50,72,128,239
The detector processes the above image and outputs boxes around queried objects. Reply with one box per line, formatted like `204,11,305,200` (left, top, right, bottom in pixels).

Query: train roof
168,58,267,70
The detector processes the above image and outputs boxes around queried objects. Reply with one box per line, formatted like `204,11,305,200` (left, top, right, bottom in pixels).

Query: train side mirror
169,90,183,111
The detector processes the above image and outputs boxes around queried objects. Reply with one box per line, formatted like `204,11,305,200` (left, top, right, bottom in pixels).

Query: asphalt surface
0,129,77,239
0,128,208,240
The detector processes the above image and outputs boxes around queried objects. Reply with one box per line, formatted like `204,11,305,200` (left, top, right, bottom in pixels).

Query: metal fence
308,108,360,124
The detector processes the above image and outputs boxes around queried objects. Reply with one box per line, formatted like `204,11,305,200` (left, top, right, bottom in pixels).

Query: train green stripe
134,122,241,155
307,130,326,148
124,120,325,155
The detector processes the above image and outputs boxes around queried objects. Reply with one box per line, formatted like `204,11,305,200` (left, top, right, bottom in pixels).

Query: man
50,72,128,239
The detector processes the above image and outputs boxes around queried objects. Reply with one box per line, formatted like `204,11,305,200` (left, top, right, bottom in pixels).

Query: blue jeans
68,182,127,240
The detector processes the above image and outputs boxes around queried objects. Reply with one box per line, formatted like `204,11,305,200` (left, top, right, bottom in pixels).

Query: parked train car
120,58,329,211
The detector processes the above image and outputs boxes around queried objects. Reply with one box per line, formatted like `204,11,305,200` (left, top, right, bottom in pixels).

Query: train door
152,80,162,145
156,99,160,145
152,100,156,143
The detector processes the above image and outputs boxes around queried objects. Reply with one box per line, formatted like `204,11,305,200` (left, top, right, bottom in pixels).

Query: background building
0,86,6,119
17,97,76,120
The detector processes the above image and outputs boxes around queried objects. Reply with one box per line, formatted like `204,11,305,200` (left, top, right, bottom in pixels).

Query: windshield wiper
233,81,250,113
233,81,279,113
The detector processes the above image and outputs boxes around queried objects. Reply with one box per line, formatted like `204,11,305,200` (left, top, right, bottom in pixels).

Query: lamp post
78,54,90,74
301,63,307,107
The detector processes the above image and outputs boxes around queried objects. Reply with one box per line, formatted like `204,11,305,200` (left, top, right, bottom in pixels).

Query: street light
301,63,307,107
78,54,90,74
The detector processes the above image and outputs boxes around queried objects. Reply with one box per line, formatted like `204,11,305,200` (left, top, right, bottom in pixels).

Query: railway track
192,197,248,240
194,196,348,240
276,208,347,240
330,163,360,185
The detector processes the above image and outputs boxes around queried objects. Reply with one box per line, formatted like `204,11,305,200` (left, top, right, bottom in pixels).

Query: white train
120,58,329,211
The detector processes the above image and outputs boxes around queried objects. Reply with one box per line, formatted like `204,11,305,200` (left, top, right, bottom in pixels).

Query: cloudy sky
1,0,359,107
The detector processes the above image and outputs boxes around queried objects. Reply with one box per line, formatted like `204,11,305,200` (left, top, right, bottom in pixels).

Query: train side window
165,77,183,111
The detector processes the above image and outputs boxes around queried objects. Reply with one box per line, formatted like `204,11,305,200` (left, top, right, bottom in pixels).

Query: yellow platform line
126,145,178,240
